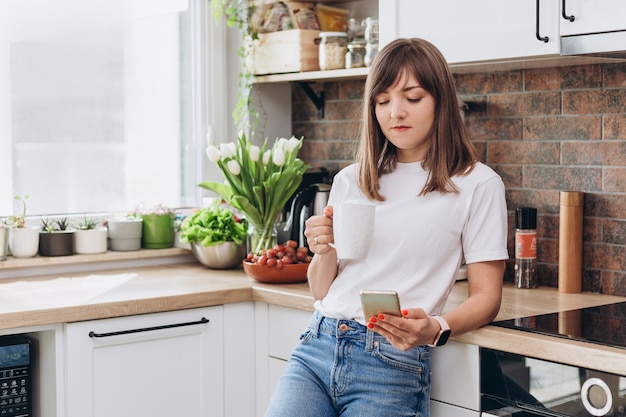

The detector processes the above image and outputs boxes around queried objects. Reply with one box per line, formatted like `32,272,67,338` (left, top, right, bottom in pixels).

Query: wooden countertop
1,261,624,374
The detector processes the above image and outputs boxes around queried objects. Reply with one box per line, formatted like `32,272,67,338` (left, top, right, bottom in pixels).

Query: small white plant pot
8,226,40,258
74,227,108,254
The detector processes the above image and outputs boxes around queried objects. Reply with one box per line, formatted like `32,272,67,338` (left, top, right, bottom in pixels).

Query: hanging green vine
210,0,260,135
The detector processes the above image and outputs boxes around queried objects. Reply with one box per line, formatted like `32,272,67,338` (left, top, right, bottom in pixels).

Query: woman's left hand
366,308,439,351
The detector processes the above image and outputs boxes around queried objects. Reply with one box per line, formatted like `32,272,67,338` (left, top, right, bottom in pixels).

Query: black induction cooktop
491,301,626,349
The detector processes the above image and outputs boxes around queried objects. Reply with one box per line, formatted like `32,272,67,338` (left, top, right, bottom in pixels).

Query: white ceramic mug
329,202,375,260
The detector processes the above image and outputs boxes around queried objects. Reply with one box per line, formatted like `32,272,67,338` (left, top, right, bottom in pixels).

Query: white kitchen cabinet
430,340,481,412
254,302,313,415
223,302,256,417
379,0,560,64
559,0,626,36
65,307,224,417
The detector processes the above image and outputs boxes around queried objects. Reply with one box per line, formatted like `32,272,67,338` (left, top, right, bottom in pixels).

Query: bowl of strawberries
242,240,312,284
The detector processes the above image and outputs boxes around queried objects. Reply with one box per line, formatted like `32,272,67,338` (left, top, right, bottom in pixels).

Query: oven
481,347,626,416
481,302,626,416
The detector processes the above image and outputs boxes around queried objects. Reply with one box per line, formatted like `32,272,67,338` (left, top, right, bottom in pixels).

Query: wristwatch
427,316,451,347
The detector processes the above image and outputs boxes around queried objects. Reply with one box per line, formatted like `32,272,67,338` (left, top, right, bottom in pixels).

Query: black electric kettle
285,183,330,248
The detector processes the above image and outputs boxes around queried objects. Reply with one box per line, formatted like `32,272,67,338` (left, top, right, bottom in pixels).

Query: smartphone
360,290,402,319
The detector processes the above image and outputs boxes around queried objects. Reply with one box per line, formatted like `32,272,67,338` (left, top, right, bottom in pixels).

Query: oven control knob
581,377,612,416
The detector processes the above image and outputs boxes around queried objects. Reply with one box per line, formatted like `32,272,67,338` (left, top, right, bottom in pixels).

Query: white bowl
190,242,246,269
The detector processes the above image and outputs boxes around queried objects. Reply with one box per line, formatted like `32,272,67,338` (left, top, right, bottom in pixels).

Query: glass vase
247,223,277,255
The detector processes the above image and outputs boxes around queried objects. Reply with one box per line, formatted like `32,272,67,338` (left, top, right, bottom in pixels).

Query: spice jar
345,41,366,69
318,32,348,70
364,42,378,67
514,207,538,289
362,17,379,44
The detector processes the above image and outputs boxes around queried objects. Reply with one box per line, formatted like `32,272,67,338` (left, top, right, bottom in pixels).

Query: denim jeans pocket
298,328,314,345
373,342,428,374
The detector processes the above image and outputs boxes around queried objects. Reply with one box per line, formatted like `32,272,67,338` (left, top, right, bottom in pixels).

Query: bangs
369,44,434,101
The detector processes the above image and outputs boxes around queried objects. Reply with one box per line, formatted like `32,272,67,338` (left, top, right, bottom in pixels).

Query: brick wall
291,62,626,295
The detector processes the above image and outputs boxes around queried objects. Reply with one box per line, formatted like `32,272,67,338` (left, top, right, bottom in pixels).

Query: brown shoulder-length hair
356,38,478,201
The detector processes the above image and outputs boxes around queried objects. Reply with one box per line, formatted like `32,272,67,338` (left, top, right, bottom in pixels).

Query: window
0,0,221,217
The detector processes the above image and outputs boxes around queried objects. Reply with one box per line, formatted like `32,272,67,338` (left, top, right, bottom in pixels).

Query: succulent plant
5,195,29,228
76,216,99,230
40,217,71,233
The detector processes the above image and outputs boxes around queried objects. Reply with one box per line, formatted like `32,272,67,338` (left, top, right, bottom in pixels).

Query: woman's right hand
304,206,335,255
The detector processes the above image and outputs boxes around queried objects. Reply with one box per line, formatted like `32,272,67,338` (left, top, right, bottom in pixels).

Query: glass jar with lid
364,42,378,67
318,32,348,70
362,17,379,44
345,41,366,69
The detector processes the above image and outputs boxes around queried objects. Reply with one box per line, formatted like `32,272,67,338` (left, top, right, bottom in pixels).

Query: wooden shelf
252,55,626,84
253,67,369,84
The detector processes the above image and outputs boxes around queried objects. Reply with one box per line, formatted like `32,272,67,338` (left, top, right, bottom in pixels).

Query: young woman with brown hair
264,38,508,417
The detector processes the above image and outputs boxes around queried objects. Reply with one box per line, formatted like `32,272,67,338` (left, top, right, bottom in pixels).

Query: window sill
0,247,196,280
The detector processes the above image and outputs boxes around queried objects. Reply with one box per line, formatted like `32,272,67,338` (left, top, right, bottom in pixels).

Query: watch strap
428,315,451,347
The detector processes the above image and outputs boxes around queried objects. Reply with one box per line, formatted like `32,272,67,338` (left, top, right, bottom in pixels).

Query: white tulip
263,150,271,165
206,145,221,162
286,137,300,153
220,142,237,159
277,137,289,151
272,149,285,166
227,159,241,175
249,145,260,162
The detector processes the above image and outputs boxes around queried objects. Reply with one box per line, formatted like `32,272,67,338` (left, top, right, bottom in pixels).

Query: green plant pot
142,214,174,249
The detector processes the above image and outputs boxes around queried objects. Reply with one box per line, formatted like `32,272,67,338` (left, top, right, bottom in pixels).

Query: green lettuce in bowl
180,205,248,269
180,205,248,246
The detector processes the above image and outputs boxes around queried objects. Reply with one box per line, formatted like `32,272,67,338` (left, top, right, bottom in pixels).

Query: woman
264,38,508,417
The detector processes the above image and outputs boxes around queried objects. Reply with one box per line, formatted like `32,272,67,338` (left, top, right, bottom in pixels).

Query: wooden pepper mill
558,191,584,293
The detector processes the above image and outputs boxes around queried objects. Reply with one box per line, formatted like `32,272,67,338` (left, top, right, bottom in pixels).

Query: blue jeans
264,311,431,417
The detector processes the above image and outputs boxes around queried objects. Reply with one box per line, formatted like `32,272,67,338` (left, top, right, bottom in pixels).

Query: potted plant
106,212,143,252
140,203,176,249
74,216,108,255
180,203,248,269
39,217,75,256
5,195,40,258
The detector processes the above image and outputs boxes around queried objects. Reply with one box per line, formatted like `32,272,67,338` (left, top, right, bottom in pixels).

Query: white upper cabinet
379,0,560,64
560,0,626,35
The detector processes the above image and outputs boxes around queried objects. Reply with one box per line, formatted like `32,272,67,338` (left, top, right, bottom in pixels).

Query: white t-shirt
314,161,509,324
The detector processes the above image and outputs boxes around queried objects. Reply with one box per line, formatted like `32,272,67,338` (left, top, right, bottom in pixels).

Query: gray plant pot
107,218,143,251
39,230,75,256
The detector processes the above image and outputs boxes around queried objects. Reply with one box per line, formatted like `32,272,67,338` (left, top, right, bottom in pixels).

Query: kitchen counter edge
1,262,624,375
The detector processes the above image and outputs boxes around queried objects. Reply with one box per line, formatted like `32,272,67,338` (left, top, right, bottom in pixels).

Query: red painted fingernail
378,314,385,320
402,309,408,316
367,322,374,329
369,317,378,323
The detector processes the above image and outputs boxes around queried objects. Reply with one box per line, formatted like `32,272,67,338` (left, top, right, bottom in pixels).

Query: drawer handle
535,0,549,42
562,0,575,22
88,317,209,338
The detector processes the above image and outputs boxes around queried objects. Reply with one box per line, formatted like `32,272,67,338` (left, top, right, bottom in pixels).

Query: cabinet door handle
562,0,575,22
88,317,209,338
535,0,550,42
